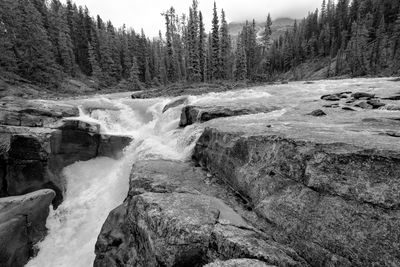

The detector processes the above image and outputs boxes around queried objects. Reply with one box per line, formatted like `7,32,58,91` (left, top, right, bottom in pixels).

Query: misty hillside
228,18,295,42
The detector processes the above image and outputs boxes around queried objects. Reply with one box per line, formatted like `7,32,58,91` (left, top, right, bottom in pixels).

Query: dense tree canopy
0,0,399,90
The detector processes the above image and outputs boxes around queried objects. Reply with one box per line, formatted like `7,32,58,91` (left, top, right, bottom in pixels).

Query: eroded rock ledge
0,119,132,207
0,100,132,267
192,126,400,267
0,189,55,266
94,160,307,267
179,105,279,127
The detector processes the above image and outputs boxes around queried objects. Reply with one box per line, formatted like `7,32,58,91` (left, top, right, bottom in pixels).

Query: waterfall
26,97,203,267
26,87,273,267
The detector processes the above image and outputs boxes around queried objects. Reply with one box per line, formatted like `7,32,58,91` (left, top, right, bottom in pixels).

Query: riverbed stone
0,189,55,267
94,160,306,267
179,105,279,127
162,96,189,113
192,111,400,266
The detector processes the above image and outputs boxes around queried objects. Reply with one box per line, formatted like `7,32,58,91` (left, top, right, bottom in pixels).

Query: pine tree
0,1,17,72
129,56,143,90
210,2,220,80
14,0,59,85
198,11,206,82
219,9,231,79
88,41,102,81
234,34,247,80
392,10,400,65
262,13,273,55
187,1,200,82
48,0,75,76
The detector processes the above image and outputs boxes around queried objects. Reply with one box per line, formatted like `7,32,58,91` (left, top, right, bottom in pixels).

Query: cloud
61,0,322,36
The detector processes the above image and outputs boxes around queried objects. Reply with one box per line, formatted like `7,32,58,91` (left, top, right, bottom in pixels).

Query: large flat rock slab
94,160,307,267
0,119,132,206
179,104,280,127
192,105,400,266
0,189,55,267
0,99,79,128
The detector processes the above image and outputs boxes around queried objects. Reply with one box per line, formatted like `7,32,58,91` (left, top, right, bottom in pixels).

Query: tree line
264,0,400,78
0,0,399,90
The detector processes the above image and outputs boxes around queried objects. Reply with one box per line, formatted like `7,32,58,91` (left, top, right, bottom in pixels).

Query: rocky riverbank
0,99,132,266
1,77,400,267
96,78,400,266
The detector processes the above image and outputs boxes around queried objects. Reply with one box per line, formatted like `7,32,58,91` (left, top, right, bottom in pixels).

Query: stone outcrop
0,189,55,267
0,99,79,127
0,119,132,206
179,105,279,127
0,99,133,207
192,117,400,266
0,100,133,267
94,160,306,267
162,96,189,113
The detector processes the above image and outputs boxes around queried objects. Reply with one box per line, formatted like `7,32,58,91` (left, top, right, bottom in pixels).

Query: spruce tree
234,34,247,81
187,1,200,82
210,2,220,80
219,9,231,79
88,41,102,81
0,0,17,72
14,0,59,85
198,11,206,82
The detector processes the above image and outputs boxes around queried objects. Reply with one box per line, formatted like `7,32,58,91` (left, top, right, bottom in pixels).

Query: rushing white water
27,97,204,267
27,77,394,267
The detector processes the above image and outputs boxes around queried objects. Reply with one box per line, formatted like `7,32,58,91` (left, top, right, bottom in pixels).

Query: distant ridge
228,18,295,42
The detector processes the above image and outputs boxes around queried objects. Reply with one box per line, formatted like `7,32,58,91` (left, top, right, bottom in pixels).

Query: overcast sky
62,0,322,37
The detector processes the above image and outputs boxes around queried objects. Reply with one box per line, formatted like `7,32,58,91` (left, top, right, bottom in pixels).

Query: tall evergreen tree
219,9,231,79
198,11,206,82
210,2,220,80
262,14,273,55
14,0,59,85
234,34,247,81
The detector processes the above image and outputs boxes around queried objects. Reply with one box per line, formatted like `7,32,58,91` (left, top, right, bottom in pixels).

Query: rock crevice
192,127,400,266
94,160,307,267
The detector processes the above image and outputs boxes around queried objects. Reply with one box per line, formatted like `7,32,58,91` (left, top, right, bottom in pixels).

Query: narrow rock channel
2,77,398,267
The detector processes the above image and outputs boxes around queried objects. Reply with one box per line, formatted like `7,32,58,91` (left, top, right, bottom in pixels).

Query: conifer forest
0,0,399,90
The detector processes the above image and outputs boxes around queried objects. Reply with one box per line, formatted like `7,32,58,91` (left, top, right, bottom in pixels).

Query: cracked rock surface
94,160,307,267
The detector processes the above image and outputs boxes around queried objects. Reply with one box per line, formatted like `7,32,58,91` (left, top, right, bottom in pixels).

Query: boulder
355,101,373,109
0,189,55,267
307,109,326,117
193,125,400,266
98,134,132,159
342,106,356,111
321,94,340,101
179,105,279,127
162,96,189,113
351,92,375,100
367,99,386,109
94,160,306,267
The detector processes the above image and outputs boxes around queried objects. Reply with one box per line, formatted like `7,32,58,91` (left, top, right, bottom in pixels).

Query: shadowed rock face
192,123,400,266
0,98,133,207
0,189,55,267
94,160,307,267
179,105,280,127
0,120,132,207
